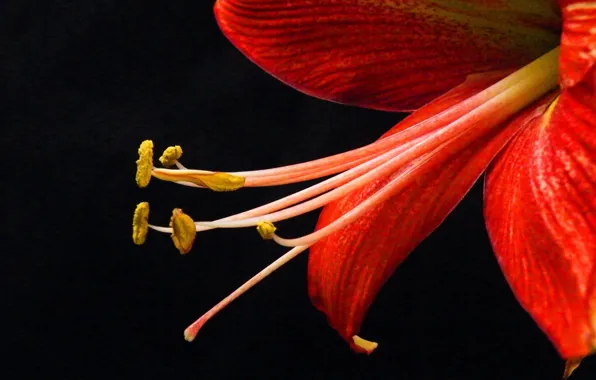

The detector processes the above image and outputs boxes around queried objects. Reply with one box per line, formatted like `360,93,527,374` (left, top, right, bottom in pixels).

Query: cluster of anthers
132,139,382,349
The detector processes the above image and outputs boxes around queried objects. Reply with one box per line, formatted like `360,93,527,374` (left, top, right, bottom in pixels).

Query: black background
2,1,594,379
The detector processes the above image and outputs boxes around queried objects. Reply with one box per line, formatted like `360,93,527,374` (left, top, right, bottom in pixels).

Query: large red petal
214,0,559,111
559,0,596,88
484,69,596,359
306,71,558,352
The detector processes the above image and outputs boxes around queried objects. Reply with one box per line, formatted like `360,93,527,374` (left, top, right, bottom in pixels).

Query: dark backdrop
2,1,594,379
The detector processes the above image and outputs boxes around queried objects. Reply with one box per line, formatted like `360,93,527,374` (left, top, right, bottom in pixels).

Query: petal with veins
559,0,596,88
214,0,559,111
484,69,596,359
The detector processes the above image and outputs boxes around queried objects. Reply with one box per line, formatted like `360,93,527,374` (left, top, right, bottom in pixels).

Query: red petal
559,0,596,88
307,72,558,352
214,0,559,111
484,69,596,358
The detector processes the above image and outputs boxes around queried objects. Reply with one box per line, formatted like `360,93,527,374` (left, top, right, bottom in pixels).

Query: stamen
194,137,425,229
184,244,310,342
151,133,435,189
170,209,197,254
256,221,277,240
152,169,246,191
159,145,183,167
135,140,154,188
143,139,413,234
197,142,432,229
132,202,150,245
143,136,424,237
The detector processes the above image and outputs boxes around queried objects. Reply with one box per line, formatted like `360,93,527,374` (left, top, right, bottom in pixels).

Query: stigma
132,47,561,345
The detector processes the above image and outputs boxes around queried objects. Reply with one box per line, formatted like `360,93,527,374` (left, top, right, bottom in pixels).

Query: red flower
133,0,595,368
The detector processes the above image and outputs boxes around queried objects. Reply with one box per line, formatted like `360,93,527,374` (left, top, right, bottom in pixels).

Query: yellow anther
159,145,183,167
135,140,154,188
191,172,245,192
132,202,150,245
563,358,582,379
256,221,277,240
170,208,196,254
152,169,245,192
352,335,378,355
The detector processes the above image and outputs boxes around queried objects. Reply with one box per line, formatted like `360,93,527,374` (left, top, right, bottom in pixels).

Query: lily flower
132,0,595,370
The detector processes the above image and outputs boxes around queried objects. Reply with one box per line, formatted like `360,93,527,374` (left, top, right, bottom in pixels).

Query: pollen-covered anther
159,145,183,167
170,208,197,254
132,202,150,245
196,172,246,192
256,221,277,240
151,169,246,192
352,335,378,355
135,140,154,188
